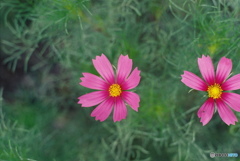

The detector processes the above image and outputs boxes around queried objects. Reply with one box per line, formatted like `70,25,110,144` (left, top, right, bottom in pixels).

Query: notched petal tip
94,117,104,122
199,55,209,59
92,54,106,62
181,72,185,82
133,106,140,111
120,54,130,58
77,99,82,104
181,71,190,77
79,78,85,84
199,120,207,126
225,118,238,126
79,72,89,81
132,67,141,76
221,56,231,62
227,122,236,126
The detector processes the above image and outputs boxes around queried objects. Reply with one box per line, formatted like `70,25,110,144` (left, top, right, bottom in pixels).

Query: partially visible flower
181,55,240,125
78,54,141,122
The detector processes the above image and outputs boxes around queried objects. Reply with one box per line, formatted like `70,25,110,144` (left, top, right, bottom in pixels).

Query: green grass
1,0,240,160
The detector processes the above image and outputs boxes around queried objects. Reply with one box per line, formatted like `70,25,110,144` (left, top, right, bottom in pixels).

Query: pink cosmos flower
181,55,240,126
78,54,141,122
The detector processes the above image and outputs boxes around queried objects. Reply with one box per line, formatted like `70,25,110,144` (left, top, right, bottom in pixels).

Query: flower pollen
207,83,223,99
109,84,122,97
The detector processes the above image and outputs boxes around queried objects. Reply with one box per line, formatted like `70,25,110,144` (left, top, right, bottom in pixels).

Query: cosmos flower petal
216,99,238,125
181,71,208,91
78,91,108,107
90,97,114,122
117,55,133,84
122,91,140,112
92,54,115,84
113,97,127,122
198,55,215,85
80,73,109,90
197,98,215,126
221,92,240,112
182,55,240,125
221,74,240,91
79,54,140,122
121,67,141,90
216,57,232,84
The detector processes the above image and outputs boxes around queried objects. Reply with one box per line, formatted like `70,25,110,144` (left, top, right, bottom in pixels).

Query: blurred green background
1,0,240,160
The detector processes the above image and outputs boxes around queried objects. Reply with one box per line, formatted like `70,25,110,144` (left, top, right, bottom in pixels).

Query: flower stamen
207,83,223,99
109,84,122,97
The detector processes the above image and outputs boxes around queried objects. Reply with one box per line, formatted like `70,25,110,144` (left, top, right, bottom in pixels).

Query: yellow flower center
109,84,122,97
207,83,223,99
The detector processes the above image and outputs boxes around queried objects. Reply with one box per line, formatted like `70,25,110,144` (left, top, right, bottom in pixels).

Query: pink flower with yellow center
181,55,240,125
78,54,141,122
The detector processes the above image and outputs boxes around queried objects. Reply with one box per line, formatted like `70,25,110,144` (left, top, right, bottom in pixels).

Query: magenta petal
90,97,114,122
221,92,240,112
92,54,115,84
181,71,208,91
216,57,232,84
80,73,109,90
216,99,238,125
113,97,127,122
78,91,108,107
221,74,240,91
197,98,215,126
121,67,141,90
117,55,133,84
198,55,215,85
122,91,140,111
